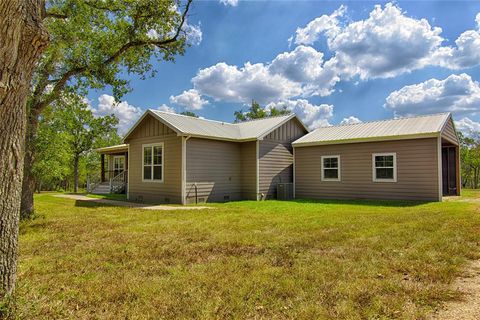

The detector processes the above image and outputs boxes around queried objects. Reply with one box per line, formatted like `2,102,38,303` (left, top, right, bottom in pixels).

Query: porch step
91,182,111,194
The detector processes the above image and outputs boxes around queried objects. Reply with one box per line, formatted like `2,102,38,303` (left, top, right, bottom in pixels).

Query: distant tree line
459,132,480,189
30,94,119,200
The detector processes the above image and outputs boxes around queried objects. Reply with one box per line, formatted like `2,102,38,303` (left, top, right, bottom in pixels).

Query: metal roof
95,144,128,154
122,110,307,142
293,113,452,147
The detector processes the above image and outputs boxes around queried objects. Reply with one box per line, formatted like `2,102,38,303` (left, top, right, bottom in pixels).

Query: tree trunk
0,0,48,300
20,112,40,220
73,155,79,193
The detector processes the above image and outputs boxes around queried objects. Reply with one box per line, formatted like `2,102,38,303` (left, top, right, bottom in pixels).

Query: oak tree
22,0,194,218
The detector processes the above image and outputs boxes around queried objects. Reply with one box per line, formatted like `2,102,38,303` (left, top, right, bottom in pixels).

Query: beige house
292,113,460,202
95,110,308,204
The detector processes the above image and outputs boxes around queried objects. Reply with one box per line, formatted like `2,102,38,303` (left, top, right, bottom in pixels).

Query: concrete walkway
54,194,211,210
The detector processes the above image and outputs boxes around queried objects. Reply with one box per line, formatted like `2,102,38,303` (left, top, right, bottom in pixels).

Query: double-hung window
372,153,396,182
143,143,163,182
321,155,340,181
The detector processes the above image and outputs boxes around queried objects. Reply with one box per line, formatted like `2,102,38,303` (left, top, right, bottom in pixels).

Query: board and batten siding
185,138,242,203
294,138,440,201
441,117,459,145
259,118,308,198
124,114,182,203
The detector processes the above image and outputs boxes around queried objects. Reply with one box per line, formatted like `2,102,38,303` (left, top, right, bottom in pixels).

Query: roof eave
292,132,440,147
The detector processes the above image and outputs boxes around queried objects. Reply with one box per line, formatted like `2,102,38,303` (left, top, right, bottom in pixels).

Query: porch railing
110,170,128,193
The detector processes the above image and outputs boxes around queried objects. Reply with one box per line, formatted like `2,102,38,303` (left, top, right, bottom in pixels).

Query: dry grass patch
13,192,480,319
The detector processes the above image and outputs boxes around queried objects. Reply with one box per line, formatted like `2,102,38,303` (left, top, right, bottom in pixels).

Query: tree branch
45,12,68,19
34,0,193,113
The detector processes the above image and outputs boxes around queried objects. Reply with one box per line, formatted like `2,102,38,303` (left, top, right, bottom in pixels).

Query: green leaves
36,0,192,109
234,99,291,123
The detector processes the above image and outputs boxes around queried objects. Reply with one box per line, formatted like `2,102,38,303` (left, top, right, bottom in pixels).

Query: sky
88,0,480,135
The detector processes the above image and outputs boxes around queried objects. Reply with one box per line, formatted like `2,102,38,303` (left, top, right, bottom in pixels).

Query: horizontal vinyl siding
240,141,257,200
259,118,307,198
125,116,182,203
186,138,242,203
295,138,439,201
259,141,293,198
442,118,459,145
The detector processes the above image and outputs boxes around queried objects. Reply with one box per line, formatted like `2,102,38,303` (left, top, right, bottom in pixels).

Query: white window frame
142,142,164,183
372,152,397,182
321,155,341,182
113,155,125,172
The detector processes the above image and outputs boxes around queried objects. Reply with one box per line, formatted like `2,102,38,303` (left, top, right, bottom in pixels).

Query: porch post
101,154,105,182
124,151,128,182
456,145,461,196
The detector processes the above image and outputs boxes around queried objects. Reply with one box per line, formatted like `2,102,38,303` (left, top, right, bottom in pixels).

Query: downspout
293,146,296,199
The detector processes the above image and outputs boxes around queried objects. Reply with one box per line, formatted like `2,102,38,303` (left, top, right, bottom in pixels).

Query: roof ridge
150,109,236,126
233,113,293,125
331,112,451,129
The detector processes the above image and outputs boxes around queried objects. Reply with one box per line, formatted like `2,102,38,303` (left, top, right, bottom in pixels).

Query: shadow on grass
74,199,126,209
283,198,430,208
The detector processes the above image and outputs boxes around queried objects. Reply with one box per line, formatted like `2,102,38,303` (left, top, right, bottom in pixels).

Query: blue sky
89,1,480,134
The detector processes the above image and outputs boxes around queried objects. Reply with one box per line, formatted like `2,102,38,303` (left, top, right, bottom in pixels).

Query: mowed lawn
15,192,480,319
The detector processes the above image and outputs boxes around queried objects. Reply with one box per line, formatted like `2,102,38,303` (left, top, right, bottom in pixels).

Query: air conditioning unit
277,183,293,200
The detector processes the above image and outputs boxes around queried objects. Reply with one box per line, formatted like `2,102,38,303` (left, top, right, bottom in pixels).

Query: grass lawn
14,192,480,319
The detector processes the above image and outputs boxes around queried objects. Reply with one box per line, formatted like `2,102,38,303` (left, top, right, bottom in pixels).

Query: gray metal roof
293,113,452,147
135,110,307,141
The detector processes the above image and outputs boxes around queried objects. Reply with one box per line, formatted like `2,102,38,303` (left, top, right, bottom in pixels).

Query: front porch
89,144,129,194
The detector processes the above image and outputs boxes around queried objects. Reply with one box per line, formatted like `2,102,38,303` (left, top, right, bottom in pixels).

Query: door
442,147,457,196
113,156,125,177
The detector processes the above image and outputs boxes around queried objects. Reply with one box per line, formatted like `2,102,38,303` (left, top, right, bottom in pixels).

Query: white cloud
434,13,480,69
294,3,445,79
92,94,143,135
192,62,303,104
155,104,176,113
219,0,238,6
147,21,202,46
385,73,480,117
184,22,202,46
269,45,339,96
169,89,209,110
456,117,480,134
294,5,346,46
340,116,362,125
266,99,333,129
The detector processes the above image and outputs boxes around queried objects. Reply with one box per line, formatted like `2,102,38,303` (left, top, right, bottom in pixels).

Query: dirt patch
430,260,480,320
54,194,211,210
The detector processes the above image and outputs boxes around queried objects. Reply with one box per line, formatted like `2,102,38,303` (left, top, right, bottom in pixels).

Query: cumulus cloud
219,0,238,6
155,104,176,113
269,45,339,96
169,89,209,110
294,3,449,79
434,13,480,69
385,73,480,117
340,116,362,125
146,21,202,46
184,23,203,46
91,94,143,135
192,62,303,104
456,117,480,135
294,5,346,46
266,99,333,129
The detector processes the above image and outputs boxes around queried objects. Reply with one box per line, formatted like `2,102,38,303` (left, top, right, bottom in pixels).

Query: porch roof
95,144,128,154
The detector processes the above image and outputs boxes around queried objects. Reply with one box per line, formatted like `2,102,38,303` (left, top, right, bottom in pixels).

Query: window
321,155,340,181
142,143,163,182
373,153,396,182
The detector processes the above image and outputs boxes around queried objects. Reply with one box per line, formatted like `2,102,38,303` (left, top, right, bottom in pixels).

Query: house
94,110,309,204
292,113,460,202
